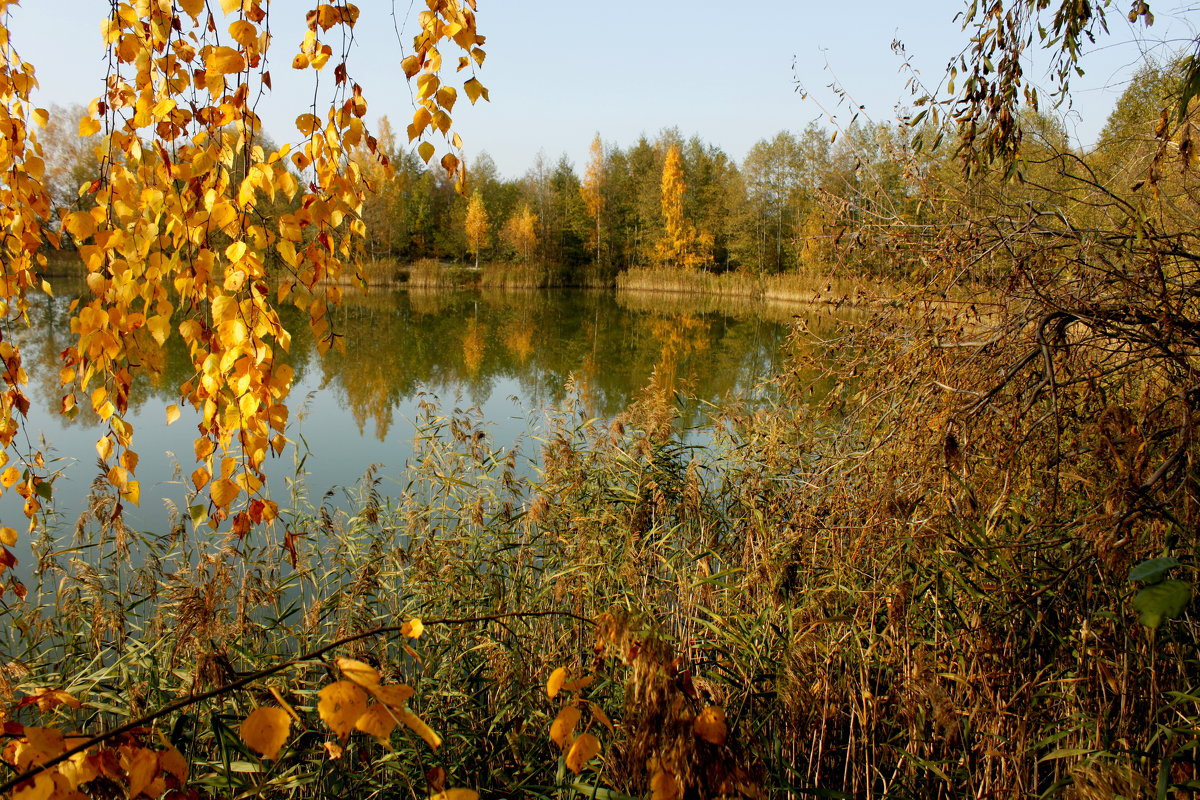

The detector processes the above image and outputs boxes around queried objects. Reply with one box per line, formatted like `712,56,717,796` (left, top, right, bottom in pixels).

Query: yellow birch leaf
0,527,16,546
125,747,158,799
208,46,246,75
418,142,435,164
651,770,682,800
178,0,204,19
435,86,457,112
562,675,594,692
373,683,415,708
166,405,181,425
147,315,170,345
693,706,727,745
416,73,439,99
240,706,291,760
292,53,310,69
210,477,240,508
440,152,458,174
219,0,241,14
401,618,424,638
79,116,101,137
225,241,247,262
401,56,420,78
122,480,141,506
549,704,580,748
32,108,48,128
159,745,188,782
337,657,381,689
0,466,20,488
192,467,211,491
588,702,614,733
318,681,368,740
546,667,567,699
463,77,485,104
564,732,601,774
354,703,398,739
11,773,53,800
397,708,442,749
430,791,480,800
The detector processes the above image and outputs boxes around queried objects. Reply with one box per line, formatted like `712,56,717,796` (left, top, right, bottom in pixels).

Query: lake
3,286,841,575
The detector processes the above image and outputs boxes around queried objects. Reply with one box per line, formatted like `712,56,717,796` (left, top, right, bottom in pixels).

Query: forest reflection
12,286,842,443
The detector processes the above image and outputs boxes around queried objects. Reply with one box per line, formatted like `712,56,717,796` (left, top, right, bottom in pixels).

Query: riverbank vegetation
1,1,1199,799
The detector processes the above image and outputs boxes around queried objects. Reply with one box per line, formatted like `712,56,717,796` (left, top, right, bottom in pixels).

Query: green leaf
1129,557,1180,584
1133,580,1191,628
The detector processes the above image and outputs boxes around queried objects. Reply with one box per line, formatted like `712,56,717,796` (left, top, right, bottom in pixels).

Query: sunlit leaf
337,657,381,689
429,791,480,800
240,706,291,760
565,732,601,774
546,667,567,699
550,704,580,748
354,703,398,739
401,618,424,638
397,708,442,749
318,681,368,740
693,706,727,745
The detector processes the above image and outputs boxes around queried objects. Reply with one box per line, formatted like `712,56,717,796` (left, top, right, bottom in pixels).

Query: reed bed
0,294,1195,799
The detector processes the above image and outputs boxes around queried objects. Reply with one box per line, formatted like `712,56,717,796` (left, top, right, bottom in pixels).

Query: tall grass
1,296,1196,799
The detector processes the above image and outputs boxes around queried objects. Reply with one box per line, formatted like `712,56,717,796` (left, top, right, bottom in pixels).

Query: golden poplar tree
655,144,711,269
580,133,604,264
465,190,489,268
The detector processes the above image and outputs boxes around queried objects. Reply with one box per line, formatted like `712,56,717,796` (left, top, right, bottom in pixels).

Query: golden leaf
210,477,240,508
354,703,398,739
317,681,368,740
178,0,204,18
165,405,181,425
78,116,101,137
191,467,211,491
0,527,16,546
693,706,727,746
159,745,188,782
564,732,600,774
147,315,170,346
562,675,594,692
546,667,567,699
124,746,158,799
397,708,442,749
337,657,381,689
240,706,291,760
219,0,241,14
401,618,424,638
429,791,480,800
651,770,682,800
401,56,420,78
418,142,435,164
463,77,486,104
549,704,580,748
373,683,415,708
0,466,19,488
10,773,53,800
208,46,246,75
323,741,344,760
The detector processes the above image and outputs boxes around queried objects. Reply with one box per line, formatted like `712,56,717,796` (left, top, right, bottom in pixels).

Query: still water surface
4,288,837,567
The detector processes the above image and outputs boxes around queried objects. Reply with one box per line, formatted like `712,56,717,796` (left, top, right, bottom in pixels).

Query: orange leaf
549,704,580,749
546,667,567,699
564,732,600,774
240,706,291,760
693,706,727,746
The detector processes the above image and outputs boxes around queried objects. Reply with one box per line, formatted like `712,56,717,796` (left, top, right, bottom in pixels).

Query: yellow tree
655,144,710,269
465,189,489,267
502,204,538,263
0,0,490,582
580,133,604,264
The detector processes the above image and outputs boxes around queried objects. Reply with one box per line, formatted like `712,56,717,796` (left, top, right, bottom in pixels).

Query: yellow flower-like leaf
318,681,368,740
401,618,424,638
564,732,601,774
240,706,291,760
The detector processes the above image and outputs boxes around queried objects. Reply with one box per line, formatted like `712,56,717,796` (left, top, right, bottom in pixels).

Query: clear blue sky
7,1,1196,178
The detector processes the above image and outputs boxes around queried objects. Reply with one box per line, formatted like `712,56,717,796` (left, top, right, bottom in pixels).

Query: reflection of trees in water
13,288,807,443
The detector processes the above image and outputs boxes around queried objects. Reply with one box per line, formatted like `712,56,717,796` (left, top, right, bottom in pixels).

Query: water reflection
4,287,841,539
